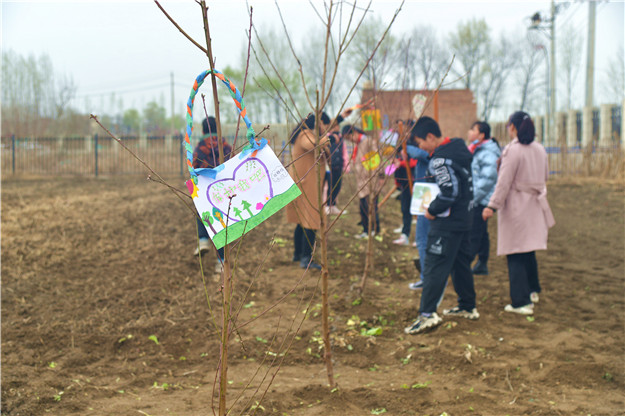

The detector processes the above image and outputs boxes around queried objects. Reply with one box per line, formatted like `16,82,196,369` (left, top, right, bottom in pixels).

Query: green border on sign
208,183,301,249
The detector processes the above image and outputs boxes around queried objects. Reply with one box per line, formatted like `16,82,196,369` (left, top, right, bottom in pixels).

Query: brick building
360,88,477,139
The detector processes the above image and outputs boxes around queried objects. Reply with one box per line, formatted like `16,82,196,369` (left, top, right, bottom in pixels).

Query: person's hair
202,117,217,135
289,112,331,144
508,111,535,144
341,125,364,136
412,116,441,140
472,121,491,140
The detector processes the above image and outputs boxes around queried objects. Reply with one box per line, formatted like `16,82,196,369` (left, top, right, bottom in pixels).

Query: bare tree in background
448,18,490,91
558,23,582,110
478,33,519,121
2,50,76,137
300,27,350,113
398,25,450,90
601,44,625,104
516,37,547,113
347,15,400,90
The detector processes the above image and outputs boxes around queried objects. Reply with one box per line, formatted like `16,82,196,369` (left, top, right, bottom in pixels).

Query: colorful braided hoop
184,69,266,184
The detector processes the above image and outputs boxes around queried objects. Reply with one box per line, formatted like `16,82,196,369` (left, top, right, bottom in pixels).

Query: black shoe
300,257,321,270
472,260,489,275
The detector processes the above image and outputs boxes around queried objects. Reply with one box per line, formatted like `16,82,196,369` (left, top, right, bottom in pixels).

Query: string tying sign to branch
184,69,301,249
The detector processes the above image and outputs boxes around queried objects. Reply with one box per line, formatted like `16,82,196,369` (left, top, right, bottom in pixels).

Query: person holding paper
192,117,231,271
482,111,555,316
404,116,478,335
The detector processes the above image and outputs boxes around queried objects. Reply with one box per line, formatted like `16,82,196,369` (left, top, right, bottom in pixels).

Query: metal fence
2,112,623,178
1,133,291,177
2,135,186,176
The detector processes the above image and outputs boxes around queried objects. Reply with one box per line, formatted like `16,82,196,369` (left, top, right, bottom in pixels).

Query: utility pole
530,1,560,146
549,0,556,146
585,1,596,107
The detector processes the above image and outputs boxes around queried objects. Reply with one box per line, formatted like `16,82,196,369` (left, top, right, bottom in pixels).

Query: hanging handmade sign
184,69,301,250
361,150,381,171
412,93,427,117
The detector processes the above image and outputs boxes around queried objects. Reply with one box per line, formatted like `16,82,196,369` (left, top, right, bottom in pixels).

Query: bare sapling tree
89,2,324,414
249,0,403,388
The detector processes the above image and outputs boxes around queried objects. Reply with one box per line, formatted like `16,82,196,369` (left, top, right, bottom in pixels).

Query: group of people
403,112,555,334
191,108,555,334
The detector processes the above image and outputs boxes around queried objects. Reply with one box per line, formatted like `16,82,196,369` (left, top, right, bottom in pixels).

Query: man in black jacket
405,116,479,334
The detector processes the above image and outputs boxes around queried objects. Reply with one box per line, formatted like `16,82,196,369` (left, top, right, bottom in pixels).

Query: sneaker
393,233,410,246
504,304,534,315
443,306,480,320
326,205,343,216
408,280,423,290
393,226,403,234
530,292,540,303
354,232,369,240
404,313,442,334
411,241,417,248
214,260,223,274
300,257,322,270
194,239,211,256
471,260,489,275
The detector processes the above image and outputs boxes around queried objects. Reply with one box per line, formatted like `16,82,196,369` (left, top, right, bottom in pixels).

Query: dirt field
2,174,624,415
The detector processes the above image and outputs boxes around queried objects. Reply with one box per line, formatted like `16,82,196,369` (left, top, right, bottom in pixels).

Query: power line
557,1,584,29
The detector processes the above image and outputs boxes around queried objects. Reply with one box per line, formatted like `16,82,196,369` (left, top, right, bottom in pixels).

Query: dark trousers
359,195,380,234
196,217,224,260
293,224,316,260
506,251,541,307
469,204,490,262
399,186,412,236
326,169,343,206
419,229,475,314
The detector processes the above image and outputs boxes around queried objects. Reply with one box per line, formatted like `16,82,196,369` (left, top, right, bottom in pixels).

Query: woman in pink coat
482,111,555,316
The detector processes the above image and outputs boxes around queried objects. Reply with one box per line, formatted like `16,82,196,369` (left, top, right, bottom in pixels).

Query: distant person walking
482,111,555,315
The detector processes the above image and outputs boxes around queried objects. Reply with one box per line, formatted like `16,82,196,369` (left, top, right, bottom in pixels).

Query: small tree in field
93,2,324,415
250,0,404,388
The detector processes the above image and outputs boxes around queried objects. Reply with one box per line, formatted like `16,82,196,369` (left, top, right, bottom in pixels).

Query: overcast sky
3,0,623,122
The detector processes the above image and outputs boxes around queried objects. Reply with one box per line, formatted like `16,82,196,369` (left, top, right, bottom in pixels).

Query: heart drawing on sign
206,158,274,224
